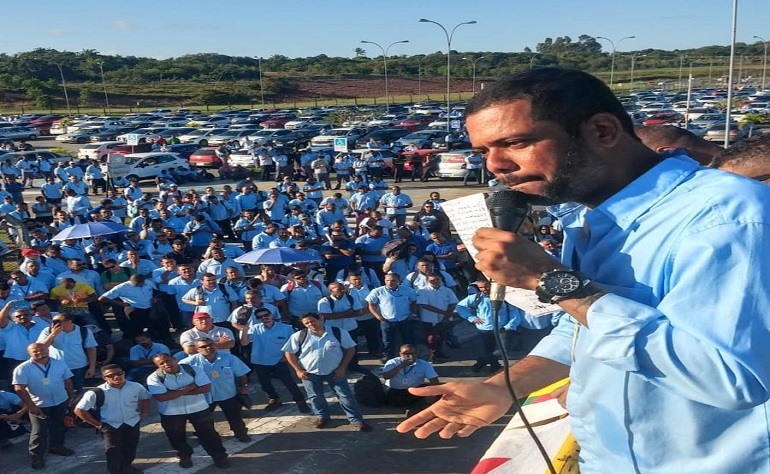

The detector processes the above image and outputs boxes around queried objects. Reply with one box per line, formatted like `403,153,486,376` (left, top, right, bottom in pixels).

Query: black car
272,130,318,149
355,128,411,148
166,143,201,159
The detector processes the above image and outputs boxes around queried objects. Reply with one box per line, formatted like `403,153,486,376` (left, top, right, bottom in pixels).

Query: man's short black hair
466,67,638,139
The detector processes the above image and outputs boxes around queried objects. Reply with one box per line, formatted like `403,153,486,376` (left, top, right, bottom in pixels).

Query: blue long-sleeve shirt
530,155,770,473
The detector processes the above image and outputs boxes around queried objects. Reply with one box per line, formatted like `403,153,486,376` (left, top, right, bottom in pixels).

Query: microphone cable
492,301,557,474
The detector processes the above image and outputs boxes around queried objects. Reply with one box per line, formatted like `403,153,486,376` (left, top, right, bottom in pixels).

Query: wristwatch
535,269,592,304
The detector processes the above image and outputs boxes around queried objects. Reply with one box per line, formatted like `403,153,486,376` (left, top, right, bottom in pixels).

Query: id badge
210,370,219,379
42,377,50,385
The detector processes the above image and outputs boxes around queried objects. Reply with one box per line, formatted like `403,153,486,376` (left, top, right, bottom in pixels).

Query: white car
105,152,188,182
115,127,167,143
228,149,257,168
309,127,367,149
0,126,40,141
436,149,475,179
177,128,227,146
77,141,124,161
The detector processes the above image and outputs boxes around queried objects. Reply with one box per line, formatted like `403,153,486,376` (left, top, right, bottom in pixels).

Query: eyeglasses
196,344,214,349
257,314,272,320
294,276,307,280
104,372,125,378
51,319,65,323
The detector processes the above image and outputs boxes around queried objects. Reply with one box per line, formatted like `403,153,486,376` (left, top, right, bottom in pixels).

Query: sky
4,0,770,60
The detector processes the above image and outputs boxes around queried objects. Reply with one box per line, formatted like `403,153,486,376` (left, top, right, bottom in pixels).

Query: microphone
485,190,531,310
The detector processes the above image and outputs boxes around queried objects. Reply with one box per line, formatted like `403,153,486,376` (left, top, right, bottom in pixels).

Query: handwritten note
443,193,560,316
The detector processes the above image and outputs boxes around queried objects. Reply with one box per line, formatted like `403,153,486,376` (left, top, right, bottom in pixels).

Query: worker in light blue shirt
283,313,370,430
366,273,417,361
73,364,150,474
12,343,75,466
399,71,770,473
128,332,171,383
181,339,251,442
232,308,309,412
0,302,48,379
146,353,230,469
36,313,97,391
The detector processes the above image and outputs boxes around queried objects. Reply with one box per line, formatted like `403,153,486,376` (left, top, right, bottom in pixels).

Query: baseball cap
192,312,211,320
21,249,41,258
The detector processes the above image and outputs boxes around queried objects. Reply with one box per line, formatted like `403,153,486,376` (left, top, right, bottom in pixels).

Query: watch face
543,271,582,295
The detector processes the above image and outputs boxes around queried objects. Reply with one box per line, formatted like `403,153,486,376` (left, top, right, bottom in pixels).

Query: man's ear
581,113,624,149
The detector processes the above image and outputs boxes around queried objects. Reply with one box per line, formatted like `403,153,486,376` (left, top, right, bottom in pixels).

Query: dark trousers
463,168,482,185
160,292,185,331
253,361,305,402
159,409,227,461
215,219,235,240
334,173,349,188
210,396,247,437
393,164,405,182
355,318,382,356
422,322,446,357
91,178,107,194
28,401,68,456
101,423,141,474
380,319,414,358
1,357,23,387
410,163,423,181
389,214,407,228
477,330,499,367
260,164,275,181
126,307,151,340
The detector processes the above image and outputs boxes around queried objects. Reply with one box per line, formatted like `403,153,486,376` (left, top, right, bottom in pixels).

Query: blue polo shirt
354,234,389,263
318,294,363,332
180,352,250,402
280,281,328,317
246,321,294,366
101,280,155,309
75,381,150,428
383,357,439,389
282,327,356,376
0,390,22,411
37,325,97,370
168,276,198,313
129,342,171,362
182,285,237,323
146,364,211,416
12,358,73,407
1,320,47,361
9,277,49,308
256,284,286,305
365,285,417,322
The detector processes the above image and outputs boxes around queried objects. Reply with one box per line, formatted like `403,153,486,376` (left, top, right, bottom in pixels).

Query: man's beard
497,137,609,206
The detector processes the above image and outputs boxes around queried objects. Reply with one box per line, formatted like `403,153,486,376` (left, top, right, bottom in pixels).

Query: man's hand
472,228,564,290
85,367,95,378
333,367,346,379
295,369,309,380
28,405,43,417
396,380,512,439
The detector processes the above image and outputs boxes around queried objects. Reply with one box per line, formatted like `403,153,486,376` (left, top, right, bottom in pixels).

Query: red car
259,114,296,129
393,116,432,132
188,147,223,168
28,115,65,135
642,112,684,126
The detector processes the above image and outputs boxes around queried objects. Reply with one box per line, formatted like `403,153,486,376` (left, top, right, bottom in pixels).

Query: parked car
177,128,227,146
165,143,201,160
106,152,188,182
642,112,684,126
354,128,411,149
115,127,167,143
77,141,124,161
0,126,40,141
435,149,475,179
310,127,367,149
247,128,295,146
703,123,753,144
206,129,259,147
55,127,106,144
392,116,432,132
28,115,65,135
259,114,296,129
89,126,139,142
270,130,318,149
188,147,224,168
107,143,153,156
228,149,256,168
397,130,450,149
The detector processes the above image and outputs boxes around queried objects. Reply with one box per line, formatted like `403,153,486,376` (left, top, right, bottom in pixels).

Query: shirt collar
548,155,700,231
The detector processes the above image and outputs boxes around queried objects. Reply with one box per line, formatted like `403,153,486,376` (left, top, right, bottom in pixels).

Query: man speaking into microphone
397,68,770,473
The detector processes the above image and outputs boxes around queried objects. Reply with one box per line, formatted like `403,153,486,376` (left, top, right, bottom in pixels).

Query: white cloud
111,19,134,31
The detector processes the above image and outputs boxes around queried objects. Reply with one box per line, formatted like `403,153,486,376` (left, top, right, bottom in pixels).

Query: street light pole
416,57,424,99
97,61,110,113
596,35,635,87
630,53,646,91
361,39,409,113
52,61,71,114
256,56,265,108
678,54,687,90
754,35,768,91
462,56,484,93
419,18,477,132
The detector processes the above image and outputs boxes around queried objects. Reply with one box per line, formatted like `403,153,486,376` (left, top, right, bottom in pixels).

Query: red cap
21,249,41,258
192,312,211,320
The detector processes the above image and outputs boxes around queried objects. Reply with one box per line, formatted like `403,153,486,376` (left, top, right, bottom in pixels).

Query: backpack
409,270,446,286
323,294,355,313
468,291,484,315
70,387,105,428
353,373,386,408
195,283,231,304
295,326,342,358
154,363,196,383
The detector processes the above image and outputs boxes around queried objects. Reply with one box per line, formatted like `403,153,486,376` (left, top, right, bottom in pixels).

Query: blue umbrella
234,248,321,265
52,221,129,241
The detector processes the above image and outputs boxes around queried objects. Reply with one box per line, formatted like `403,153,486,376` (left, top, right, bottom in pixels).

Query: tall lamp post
254,56,265,108
361,39,409,113
630,53,646,91
419,18,477,132
754,35,768,91
678,54,687,90
96,61,110,113
52,61,71,114
416,56,424,99
596,35,635,87
462,56,484,94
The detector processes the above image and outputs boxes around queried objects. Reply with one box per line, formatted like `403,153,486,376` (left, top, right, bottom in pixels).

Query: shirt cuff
585,293,660,371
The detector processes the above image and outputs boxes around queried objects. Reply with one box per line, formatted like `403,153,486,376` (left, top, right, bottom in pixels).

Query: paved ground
4,138,510,473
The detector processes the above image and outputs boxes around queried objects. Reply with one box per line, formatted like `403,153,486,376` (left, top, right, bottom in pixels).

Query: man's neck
33,357,50,365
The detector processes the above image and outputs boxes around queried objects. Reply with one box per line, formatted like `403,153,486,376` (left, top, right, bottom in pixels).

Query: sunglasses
197,344,214,349
104,372,125,378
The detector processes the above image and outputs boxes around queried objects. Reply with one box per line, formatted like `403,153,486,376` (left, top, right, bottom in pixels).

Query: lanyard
34,362,51,378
